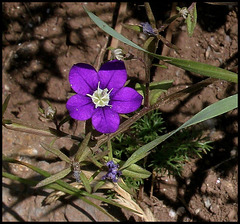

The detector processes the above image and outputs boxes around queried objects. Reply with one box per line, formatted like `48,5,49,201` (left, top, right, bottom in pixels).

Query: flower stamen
87,82,113,108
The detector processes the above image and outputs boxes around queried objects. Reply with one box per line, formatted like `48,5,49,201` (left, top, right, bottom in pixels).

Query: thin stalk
144,2,157,29
2,120,83,142
93,77,216,150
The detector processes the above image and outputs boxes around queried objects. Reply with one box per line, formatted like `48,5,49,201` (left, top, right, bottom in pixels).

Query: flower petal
92,107,120,133
69,63,99,95
66,94,95,120
111,87,143,114
98,60,127,94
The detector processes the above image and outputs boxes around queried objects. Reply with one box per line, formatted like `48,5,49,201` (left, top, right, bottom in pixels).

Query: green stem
2,120,83,142
144,2,157,29
93,77,216,150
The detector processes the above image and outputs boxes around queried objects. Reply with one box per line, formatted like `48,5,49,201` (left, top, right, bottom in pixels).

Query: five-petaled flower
101,160,122,183
66,60,143,133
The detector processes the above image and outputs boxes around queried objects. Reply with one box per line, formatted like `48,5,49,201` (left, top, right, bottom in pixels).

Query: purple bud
140,22,157,36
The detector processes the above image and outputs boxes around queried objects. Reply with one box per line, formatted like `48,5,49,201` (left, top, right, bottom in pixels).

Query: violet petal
92,107,120,133
69,63,99,95
66,94,95,120
111,87,143,113
98,60,127,94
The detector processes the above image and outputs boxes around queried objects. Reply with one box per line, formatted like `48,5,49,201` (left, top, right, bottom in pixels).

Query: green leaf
2,171,118,222
149,81,173,105
186,3,197,37
3,155,52,178
38,107,44,114
58,115,71,128
122,163,151,179
150,89,166,105
136,80,173,105
83,6,237,83
92,180,106,193
3,120,83,141
2,171,72,192
2,94,11,117
74,132,92,162
174,94,238,130
102,156,151,179
107,139,113,161
79,171,92,194
121,94,238,169
35,167,72,188
3,156,141,217
143,36,158,62
122,24,142,32
117,181,136,197
40,143,71,164
152,63,168,69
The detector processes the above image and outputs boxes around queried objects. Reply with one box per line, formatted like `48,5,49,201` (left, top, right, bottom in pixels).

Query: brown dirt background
2,2,238,222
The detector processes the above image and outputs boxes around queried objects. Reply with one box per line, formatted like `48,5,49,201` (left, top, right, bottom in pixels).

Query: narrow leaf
122,168,151,179
2,94,11,117
58,115,71,128
35,167,71,188
117,181,136,197
124,163,152,176
2,171,73,193
93,180,106,193
186,3,197,37
74,132,91,162
79,171,92,193
83,6,237,83
2,171,118,221
3,120,83,141
122,24,142,32
107,139,113,161
3,156,141,216
121,94,238,169
136,80,173,105
152,63,168,69
40,142,71,163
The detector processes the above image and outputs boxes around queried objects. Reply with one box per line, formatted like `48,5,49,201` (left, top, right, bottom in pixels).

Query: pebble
216,177,221,184
225,35,231,43
203,195,211,209
228,209,237,220
176,207,185,216
169,209,176,218
4,84,10,91
195,208,201,215
230,149,237,157
209,204,218,214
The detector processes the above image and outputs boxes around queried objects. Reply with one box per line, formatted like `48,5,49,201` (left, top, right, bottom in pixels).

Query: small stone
69,30,81,45
176,207,185,216
169,209,176,218
195,208,201,215
228,208,237,221
203,195,211,209
209,203,219,214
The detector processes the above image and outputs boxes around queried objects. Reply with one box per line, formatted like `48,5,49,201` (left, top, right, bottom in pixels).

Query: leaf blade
2,94,11,117
40,142,71,164
35,167,72,188
83,6,237,83
121,94,238,169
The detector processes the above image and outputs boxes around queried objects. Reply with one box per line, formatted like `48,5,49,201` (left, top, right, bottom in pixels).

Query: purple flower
101,160,122,183
66,60,143,133
140,22,157,36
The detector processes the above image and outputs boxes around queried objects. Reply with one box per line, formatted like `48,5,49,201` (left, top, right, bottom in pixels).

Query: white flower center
86,82,113,108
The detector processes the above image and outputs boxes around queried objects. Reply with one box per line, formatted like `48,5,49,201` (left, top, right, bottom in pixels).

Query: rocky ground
2,2,238,222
